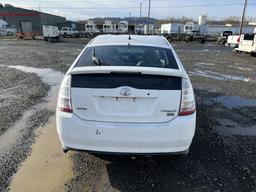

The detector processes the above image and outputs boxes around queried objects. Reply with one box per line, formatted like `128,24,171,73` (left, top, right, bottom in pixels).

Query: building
0,4,66,35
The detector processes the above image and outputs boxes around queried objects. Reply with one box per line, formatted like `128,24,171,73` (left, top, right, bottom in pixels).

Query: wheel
250,52,256,57
44,37,48,41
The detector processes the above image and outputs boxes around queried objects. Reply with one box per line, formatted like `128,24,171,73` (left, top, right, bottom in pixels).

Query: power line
31,3,255,10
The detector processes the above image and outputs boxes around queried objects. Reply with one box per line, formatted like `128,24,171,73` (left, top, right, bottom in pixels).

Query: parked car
56,35,196,155
43,25,61,42
235,33,256,56
59,27,79,38
0,26,16,36
226,35,240,48
0,19,16,36
217,31,233,44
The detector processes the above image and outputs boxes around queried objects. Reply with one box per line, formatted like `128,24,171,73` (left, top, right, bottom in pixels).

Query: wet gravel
0,66,49,134
0,39,256,192
0,109,52,192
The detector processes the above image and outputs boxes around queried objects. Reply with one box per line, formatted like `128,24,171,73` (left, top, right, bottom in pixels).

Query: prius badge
120,87,131,96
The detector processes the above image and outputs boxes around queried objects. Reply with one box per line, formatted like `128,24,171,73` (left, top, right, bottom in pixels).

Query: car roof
89,35,171,48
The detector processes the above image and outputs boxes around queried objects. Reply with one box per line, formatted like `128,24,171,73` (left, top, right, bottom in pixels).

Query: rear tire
250,52,256,57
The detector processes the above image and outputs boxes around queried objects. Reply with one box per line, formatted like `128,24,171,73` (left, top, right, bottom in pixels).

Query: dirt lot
0,39,256,192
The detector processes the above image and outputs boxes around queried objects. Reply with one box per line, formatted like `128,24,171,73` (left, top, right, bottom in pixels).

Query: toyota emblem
120,87,131,96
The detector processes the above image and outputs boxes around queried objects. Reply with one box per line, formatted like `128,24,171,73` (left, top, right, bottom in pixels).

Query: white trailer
235,34,256,55
118,21,128,33
161,23,183,34
85,20,99,33
103,20,117,33
43,25,61,42
144,24,154,34
184,22,200,34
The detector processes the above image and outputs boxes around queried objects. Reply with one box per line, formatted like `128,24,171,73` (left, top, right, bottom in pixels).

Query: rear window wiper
92,49,101,65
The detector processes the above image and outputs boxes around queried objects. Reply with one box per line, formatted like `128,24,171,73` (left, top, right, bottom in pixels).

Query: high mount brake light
58,75,72,113
179,78,196,116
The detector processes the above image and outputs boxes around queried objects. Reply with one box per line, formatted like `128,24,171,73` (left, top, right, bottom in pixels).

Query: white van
235,34,256,55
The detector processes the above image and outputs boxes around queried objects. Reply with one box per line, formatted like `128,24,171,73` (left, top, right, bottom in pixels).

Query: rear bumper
56,111,196,154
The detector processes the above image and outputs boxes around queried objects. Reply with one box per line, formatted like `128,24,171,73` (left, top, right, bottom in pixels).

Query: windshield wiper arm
92,49,101,65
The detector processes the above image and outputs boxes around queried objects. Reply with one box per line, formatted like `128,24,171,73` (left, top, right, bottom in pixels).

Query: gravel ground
0,66,49,134
0,39,256,192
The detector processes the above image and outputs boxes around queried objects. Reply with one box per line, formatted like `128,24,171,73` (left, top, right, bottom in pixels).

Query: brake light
237,37,240,43
57,75,72,113
179,78,196,116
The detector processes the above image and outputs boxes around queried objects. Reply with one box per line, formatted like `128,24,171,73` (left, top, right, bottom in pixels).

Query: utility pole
129,11,131,25
140,2,142,34
239,0,248,35
147,0,151,34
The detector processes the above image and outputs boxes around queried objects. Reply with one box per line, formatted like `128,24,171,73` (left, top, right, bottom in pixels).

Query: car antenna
128,33,131,40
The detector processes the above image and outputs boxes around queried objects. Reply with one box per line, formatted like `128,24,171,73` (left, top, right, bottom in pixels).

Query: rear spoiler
68,66,183,78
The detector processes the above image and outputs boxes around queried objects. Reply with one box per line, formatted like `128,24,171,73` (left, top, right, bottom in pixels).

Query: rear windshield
243,34,255,41
75,45,179,69
222,31,232,36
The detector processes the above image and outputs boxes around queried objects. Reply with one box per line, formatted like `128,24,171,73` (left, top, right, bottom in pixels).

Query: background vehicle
235,33,256,56
217,31,233,44
118,21,128,33
43,25,61,42
226,35,240,48
185,31,206,43
161,23,184,34
59,27,79,38
56,35,196,155
0,19,16,36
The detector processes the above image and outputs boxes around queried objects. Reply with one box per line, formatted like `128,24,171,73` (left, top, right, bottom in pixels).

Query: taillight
237,37,240,43
179,78,196,116
57,75,72,113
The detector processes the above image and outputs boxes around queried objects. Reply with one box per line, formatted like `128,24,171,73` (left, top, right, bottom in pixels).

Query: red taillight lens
179,78,196,116
57,75,72,113
237,37,240,43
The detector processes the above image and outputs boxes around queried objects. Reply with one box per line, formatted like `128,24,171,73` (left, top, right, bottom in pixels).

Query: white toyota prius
56,35,196,155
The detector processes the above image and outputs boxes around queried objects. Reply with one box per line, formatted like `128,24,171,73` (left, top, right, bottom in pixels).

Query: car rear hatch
69,66,183,123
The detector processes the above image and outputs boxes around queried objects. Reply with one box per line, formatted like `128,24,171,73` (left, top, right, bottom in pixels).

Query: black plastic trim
71,73,181,90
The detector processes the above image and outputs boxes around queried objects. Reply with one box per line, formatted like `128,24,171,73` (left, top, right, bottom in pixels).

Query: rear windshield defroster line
75,45,179,69
71,73,181,90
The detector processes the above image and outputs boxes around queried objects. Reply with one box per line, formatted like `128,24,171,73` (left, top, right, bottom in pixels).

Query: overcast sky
2,0,256,21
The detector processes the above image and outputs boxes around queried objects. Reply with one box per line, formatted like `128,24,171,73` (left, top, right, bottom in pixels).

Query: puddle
214,96,256,109
189,70,249,82
0,66,63,154
9,65,63,86
9,65,64,102
10,116,73,192
3,66,73,191
215,119,256,136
